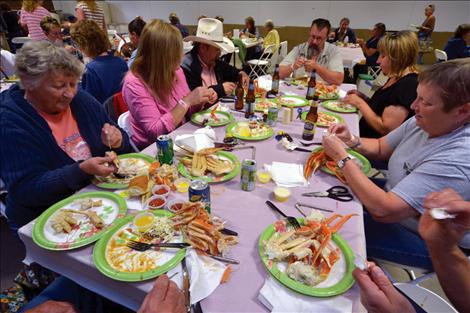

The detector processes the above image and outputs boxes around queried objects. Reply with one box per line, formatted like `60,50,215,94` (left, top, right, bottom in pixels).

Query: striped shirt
75,2,106,31
19,7,50,41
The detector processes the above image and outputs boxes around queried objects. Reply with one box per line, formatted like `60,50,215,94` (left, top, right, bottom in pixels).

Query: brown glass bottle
235,73,244,111
245,79,255,119
270,64,280,95
301,96,319,141
305,70,317,101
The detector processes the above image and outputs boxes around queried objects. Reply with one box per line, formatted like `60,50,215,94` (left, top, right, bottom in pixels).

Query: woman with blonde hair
71,20,128,103
122,19,215,150
75,0,106,31
345,30,419,138
19,0,50,40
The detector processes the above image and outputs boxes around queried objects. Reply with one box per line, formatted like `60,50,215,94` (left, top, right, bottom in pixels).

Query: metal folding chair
434,49,448,63
246,44,276,79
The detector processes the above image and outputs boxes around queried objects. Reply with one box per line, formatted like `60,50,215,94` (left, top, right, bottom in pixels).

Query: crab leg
311,232,331,265
329,214,358,233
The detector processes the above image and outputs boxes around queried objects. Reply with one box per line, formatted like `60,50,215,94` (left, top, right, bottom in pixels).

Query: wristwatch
337,156,353,169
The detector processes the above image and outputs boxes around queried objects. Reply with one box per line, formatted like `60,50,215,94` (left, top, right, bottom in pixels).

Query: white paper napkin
175,127,216,153
265,162,308,187
167,249,228,304
259,276,352,313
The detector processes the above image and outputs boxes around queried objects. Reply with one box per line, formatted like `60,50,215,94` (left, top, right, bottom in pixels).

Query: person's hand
344,94,367,110
322,134,348,163
304,58,317,72
208,88,218,104
328,123,353,143
357,38,365,46
222,82,236,96
138,274,185,313
292,57,305,71
79,156,116,176
183,87,213,106
101,123,123,149
353,265,415,313
240,71,249,88
420,189,470,249
24,300,79,313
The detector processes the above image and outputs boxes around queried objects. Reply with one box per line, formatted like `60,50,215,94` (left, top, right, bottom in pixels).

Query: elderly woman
322,59,470,270
263,19,280,53
0,41,132,231
71,20,128,104
345,30,419,138
122,19,215,150
353,22,386,81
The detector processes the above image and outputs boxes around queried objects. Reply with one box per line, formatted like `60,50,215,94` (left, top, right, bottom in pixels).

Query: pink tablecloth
18,84,365,312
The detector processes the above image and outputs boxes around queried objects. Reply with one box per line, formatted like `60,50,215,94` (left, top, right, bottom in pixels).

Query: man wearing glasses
279,18,344,85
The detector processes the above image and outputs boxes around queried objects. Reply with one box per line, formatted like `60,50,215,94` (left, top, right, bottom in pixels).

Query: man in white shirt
280,18,344,85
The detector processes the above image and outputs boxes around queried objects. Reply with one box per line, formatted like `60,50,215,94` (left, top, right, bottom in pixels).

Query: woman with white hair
0,41,133,231
263,19,280,53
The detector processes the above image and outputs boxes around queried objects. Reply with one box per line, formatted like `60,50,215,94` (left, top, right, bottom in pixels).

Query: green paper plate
2,76,19,83
310,147,371,176
177,151,241,183
191,110,234,127
318,92,340,100
226,121,274,141
301,111,344,127
93,210,186,282
92,153,155,189
322,100,357,113
258,218,355,297
278,95,309,108
32,191,127,251
255,98,278,112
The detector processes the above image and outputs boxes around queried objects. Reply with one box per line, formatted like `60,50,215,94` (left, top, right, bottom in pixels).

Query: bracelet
178,99,190,110
348,135,362,149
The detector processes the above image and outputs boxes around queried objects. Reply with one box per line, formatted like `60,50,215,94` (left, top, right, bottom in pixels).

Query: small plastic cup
166,199,186,213
274,187,291,202
146,195,167,210
133,212,155,233
257,170,272,183
151,184,171,197
174,178,191,193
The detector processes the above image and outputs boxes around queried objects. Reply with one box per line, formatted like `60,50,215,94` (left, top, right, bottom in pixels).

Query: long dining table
18,82,366,312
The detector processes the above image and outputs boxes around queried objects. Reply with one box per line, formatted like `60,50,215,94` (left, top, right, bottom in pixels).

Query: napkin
259,276,353,313
174,127,216,153
167,249,228,304
265,162,308,187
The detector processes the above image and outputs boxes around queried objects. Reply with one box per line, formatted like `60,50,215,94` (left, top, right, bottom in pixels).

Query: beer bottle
245,79,255,119
270,64,280,95
302,95,319,141
235,73,244,111
305,70,317,101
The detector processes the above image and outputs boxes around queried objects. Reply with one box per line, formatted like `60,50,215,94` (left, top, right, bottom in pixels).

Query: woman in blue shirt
353,23,386,81
444,24,470,60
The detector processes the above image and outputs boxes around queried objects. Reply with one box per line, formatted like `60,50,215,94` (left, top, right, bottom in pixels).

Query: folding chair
434,49,447,63
117,111,139,152
246,44,275,79
103,92,128,123
367,66,382,79
277,41,288,64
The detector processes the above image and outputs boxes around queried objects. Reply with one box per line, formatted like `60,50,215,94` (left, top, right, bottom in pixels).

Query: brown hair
128,16,146,37
71,20,110,58
22,0,41,12
454,24,470,39
377,30,418,78
79,0,98,11
418,59,470,112
131,19,183,104
40,16,60,33
311,18,331,34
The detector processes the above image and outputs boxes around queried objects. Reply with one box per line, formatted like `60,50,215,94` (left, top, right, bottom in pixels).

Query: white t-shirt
386,117,470,248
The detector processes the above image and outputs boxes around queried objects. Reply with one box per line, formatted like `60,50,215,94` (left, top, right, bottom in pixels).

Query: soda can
156,135,174,165
189,180,211,213
267,106,279,127
240,159,256,191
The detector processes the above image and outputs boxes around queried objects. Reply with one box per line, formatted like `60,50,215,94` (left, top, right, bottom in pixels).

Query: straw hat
184,18,234,53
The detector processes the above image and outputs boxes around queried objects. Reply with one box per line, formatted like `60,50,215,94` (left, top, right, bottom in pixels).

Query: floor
0,217,25,291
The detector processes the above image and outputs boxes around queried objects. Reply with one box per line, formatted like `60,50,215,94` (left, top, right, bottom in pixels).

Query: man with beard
182,18,250,100
279,18,344,85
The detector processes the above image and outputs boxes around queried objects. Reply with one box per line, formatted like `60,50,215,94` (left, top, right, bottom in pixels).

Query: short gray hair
15,41,84,89
264,19,274,28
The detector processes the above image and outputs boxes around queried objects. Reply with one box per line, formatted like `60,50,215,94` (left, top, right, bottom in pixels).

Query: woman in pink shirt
20,0,50,41
122,19,216,150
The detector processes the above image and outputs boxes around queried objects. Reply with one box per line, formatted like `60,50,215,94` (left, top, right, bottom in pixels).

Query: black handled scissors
302,186,353,202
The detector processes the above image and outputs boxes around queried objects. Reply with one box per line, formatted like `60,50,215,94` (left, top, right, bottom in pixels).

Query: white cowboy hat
184,18,235,53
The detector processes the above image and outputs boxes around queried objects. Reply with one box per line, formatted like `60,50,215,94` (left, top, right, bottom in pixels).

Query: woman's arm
359,101,409,135
75,7,85,21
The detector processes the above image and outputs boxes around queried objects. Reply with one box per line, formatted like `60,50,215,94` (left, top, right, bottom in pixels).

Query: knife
181,257,191,313
206,253,240,265
220,228,238,236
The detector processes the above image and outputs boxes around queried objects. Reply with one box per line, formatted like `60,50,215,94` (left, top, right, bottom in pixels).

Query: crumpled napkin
265,162,308,187
259,276,352,313
167,249,228,304
175,127,216,153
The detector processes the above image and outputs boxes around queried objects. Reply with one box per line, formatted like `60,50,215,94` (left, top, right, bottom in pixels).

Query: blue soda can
241,159,256,191
189,180,211,213
156,135,174,165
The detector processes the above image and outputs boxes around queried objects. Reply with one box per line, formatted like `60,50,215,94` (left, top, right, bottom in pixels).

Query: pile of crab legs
304,150,347,183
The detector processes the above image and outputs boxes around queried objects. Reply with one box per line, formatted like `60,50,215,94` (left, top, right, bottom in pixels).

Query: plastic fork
265,201,301,229
126,240,190,252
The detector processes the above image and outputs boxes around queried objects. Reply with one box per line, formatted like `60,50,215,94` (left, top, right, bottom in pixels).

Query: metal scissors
302,186,353,202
